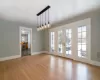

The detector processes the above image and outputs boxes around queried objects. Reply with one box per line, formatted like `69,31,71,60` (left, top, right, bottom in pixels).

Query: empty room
0,0,100,80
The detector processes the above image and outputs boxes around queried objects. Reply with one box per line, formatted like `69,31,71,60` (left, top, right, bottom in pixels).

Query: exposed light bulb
44,25,47,29
42,26,44,30
41,26,43,30
41,25,43,30
43,26,44,29
47,23,51,28
43,25,45,29
41,25,44,30
40,27,42,30
47,24,50,28
37,28,39,31
39,27,42,30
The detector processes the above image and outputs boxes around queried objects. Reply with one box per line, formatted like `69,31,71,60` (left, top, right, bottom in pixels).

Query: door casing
19,27,32,57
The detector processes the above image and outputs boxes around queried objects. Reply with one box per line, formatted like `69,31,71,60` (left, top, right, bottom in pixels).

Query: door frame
49,18,91,63
19,26,32,57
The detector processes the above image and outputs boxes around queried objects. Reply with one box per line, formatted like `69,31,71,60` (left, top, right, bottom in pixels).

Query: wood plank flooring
0,54,100,80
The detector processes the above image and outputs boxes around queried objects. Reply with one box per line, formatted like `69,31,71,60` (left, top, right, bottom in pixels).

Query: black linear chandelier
36,5,51,31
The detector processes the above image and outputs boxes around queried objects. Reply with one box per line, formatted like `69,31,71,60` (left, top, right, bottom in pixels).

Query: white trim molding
90,60,100,67
0,51,100,67
19,27,33,56
32,51,48,55
45,51,100,67
0,51,47,61
0,55,21,61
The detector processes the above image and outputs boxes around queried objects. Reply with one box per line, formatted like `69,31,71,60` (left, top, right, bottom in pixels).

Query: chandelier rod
37,5,50,16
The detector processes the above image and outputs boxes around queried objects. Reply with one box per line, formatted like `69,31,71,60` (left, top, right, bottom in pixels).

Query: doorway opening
20,27,32,57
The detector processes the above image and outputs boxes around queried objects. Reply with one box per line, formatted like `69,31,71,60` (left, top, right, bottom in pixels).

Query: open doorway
20,27,32,57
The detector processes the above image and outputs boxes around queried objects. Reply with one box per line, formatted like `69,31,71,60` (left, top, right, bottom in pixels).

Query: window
50,32,55,52
66,29,72,55
78,26,87,58
58,30,63,53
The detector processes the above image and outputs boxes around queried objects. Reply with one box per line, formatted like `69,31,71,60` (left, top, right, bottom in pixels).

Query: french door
49,26,73,59
49,18,91,63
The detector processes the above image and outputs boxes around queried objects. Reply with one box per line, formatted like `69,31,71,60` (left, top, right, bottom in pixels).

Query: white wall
0,18,44,58
44,9,100,62
91,12,100,61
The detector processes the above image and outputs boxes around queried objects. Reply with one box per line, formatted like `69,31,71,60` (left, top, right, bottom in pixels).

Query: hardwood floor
0,54,100,80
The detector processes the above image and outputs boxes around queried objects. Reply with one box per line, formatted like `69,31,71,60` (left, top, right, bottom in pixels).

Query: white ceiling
0,0,100,25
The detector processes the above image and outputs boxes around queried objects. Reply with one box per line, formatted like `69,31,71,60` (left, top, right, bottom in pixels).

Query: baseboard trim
0,55,21,61
32,51,48,55
1,51,100,67
0,51,47,61
90,60,100,67
45,51,100,67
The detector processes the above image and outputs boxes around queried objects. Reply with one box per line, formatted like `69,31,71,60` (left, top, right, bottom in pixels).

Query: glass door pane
65,29,72,55
78,26,87,58
58,30,63,53
50,32,55,52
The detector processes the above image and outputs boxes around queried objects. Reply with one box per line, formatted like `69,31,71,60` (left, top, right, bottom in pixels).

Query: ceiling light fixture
36,5,51,31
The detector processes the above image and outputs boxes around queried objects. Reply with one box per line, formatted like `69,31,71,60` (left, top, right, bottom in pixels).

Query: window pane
66,29,72,45
78,45,81,50
78,26,87,58
66,29,72,55
78,50,86,57
58,30,63,53
82,39,86,44
66,33,69,38
78,39,82,44
66,45,71,51
78,33,82,38
66,39,71,45
78,51,81,57
69,51,72,54
78,27,82,32
50,32,55,52
82,45,86,51
66,51,69,55
82,32,86,38
58,44,63,53
66,49,71,55
69,34,71,38
82,26,86,32
69,29,72,33
58,30,62,44
66,29,69,34
81,51,86,57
